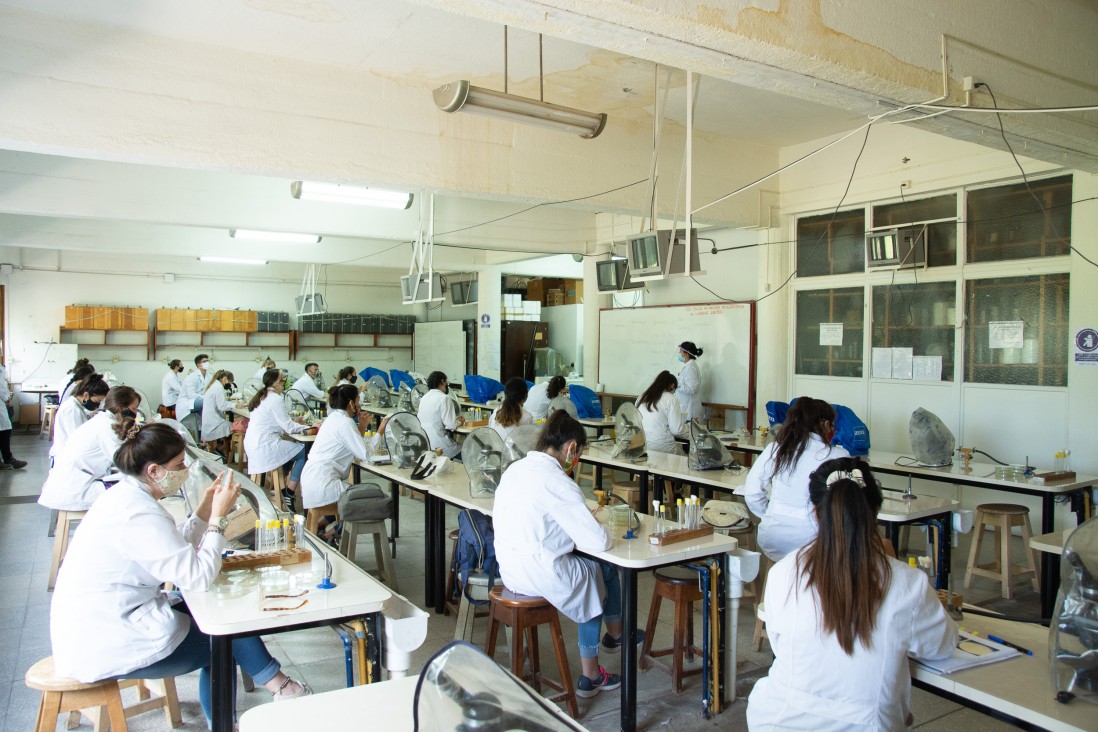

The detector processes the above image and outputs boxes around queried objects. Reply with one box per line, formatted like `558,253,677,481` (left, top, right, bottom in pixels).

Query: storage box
526,279,544,303
546,289,565,306
565,279,583,305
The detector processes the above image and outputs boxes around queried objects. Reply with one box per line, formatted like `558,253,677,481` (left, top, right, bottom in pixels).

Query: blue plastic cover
568,384,603,419
390,370,414,390
765,400,790,426
359,367,390,388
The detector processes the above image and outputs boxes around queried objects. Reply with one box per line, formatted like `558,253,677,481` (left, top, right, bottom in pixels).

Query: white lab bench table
239,674,420,732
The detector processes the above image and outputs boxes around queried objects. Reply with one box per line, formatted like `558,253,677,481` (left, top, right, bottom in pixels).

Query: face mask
677,353,686,363
156,466,189,497
81,398,99,411
121,408,137,419
175,366,184,373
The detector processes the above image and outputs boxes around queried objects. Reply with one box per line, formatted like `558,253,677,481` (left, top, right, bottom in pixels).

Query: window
796,209,865,277
796,287,864,377
872,194,957,267
872,282,957,381
966,176,1071,263
964,274,1069,387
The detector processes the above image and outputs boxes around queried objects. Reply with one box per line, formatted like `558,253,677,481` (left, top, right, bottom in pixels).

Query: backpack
832,403,870,456
765,400,789,427
568,384,604,419
454,509,498,605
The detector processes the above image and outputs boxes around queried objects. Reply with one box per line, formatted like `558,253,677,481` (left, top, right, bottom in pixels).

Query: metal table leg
433,498,448,615
424,494,435,609
619,568,638,732
210,635,235,732
1041,494,1058,618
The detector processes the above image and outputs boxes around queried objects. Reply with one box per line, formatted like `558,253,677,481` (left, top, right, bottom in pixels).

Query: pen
986,634,1033,656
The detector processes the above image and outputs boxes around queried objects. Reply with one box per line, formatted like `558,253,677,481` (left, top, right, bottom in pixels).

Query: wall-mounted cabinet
967,175,1072,263
871,281,957,381
795,287,864,377
152,330,293,359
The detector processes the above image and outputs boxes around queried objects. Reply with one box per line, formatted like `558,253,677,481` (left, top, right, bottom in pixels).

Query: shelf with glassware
964,274,1069,388
59,327,152,360
795,286,865,378
966,175,1072,264
872,281,957,381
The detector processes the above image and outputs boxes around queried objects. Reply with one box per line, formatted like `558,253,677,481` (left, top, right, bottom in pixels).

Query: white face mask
156,466,190,497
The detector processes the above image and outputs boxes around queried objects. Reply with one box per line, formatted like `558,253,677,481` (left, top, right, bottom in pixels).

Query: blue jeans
282,445,306,481
118,610,280,723
576,558,622,658
191,396,204,416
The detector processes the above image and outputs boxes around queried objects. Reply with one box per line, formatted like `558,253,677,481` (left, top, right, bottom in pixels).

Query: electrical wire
977,82,1098,270
327,240,412,266
972,448,1010,466
908,102,1098,114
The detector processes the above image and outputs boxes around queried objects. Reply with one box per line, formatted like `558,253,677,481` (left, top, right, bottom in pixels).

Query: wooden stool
41,405,58,441
641,566,704,692
965,503,1040,599
486,587,578,719
340,520,398,590
306,502,339,535
250,469,289,510
228,432,245,471
26,657,182,732
449,528,490,642
48,510,87,591
611,478,640,511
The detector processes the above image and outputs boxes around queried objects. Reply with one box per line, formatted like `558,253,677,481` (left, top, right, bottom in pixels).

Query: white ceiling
0,0,870,271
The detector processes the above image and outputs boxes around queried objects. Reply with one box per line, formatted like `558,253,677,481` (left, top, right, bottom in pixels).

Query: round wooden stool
249,469,290,511
41,405,58,441
227,432,245,471
305,502,339,535
640,566,704,692
47,510,87,592
611,478,640,511
26,657,127,732
486,586,578,719
964,503,1040,599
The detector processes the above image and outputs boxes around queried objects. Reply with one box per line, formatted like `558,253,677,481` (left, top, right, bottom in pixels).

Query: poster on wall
1075,327,1098,366
988,320,1023,349
819,322,843,346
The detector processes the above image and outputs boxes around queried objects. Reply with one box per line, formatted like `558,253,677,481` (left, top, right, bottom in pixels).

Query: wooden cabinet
872,282,957,380
796,209,865,277
966,175,1071,263
796,287,864,377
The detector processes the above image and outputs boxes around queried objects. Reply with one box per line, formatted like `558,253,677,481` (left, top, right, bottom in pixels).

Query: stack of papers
913,631,1019,675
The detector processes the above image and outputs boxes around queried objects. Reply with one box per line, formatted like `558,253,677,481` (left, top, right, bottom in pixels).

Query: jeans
282,445,307,482
576,558,622,659
0,428,11,462
191,396,204,416
119,610,280,723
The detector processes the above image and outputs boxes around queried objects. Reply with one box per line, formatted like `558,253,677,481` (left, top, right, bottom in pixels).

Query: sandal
272,677,312,702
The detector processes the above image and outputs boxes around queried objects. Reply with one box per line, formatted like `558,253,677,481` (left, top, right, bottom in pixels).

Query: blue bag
454,509,498,605
765,400,790,427
359,367,390,388
389,369,414,391
831,403,870,456
568,384,603,419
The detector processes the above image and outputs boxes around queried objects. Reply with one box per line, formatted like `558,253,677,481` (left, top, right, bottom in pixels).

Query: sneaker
0,462,12,471
576,666,621,698
6,459,26,469
601,630,646,654
280,487,296,511
272,678,312,702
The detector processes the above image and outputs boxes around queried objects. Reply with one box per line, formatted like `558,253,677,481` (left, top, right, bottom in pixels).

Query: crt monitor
596,259,644,292
627,232,662,277
449,279,478,305
866,226,926,269
626,228,701,279
401,273,443,302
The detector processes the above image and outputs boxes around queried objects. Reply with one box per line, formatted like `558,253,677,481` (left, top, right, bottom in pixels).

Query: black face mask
120,408,137,419
175,366,184,373
81,398,98,411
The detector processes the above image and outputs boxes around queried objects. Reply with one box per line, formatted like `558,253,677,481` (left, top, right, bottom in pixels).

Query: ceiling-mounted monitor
449,279,478,306
595,259,644,292
626,228,703,281
401,273,444,303
866,226,926,269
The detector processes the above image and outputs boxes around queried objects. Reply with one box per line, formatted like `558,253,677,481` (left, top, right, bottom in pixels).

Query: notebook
913,631,1020,675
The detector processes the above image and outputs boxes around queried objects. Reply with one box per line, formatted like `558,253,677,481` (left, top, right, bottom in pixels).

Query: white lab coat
50,396,95,461
493,451,613,623
175,369,210,419
743,435,850,561
50,475,224,682
746,554,957,731
161,370,182,408
488,406,533,442
417,388,461,458
0,365,11,431
39,411,122,511
525,382,551,421
200,385,231,441
675,358,704,421
58,379,78,405
300,410,370,508
291,373,326,401
254,366,272,380
636,391,688,454
243,391,308,475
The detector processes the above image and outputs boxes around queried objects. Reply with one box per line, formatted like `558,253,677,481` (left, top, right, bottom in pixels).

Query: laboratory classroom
2,1,1098,731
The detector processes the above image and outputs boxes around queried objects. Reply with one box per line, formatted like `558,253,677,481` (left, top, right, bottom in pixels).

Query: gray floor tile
913,705,1018,730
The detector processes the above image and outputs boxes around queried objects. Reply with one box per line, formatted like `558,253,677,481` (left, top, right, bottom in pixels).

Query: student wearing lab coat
160,359,184,417
291,362,326,401
175,353,211,420
674,341,704,422
525,375,566,422
0,363,27,470
39,386,141,511
254,357,277,381
335,366,358,386
243,368,312,499
493,411,629,698
417,371,464,459
58,358,94,403
301,384,372,510
743,397,849,562
50,422,309,725
635,370,689,455
50,374,108,464
200,370,235,454
488,377,533,442
746,458,957,730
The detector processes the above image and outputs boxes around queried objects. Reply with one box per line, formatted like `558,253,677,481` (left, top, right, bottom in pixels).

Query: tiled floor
0,431,1027,731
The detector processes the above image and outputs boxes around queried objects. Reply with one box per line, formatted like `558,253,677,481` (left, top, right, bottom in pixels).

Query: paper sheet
989,320,1023,349
872,348,893,378
890,348,913,380
912,355,942,381
819,322,843,346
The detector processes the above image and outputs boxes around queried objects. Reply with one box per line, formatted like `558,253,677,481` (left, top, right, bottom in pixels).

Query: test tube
281,518,290,550
676,498,683,526
659,505,667,535
255,519,261,551
652,501,662,534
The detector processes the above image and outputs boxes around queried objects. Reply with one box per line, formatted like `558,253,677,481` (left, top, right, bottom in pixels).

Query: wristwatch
206,515,229,535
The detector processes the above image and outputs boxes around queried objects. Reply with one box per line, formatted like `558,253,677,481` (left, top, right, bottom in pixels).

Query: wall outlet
963,76,977,92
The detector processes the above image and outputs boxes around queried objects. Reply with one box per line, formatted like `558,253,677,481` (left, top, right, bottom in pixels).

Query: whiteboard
598,302,754,407
10,342,79,388
414,321,467,382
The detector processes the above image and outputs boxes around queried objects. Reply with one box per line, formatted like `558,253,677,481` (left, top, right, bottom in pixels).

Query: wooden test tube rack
221,548,312,570
648,525,713,546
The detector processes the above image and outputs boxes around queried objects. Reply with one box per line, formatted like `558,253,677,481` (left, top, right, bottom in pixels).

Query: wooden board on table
648,525,713,546
222,548,312,570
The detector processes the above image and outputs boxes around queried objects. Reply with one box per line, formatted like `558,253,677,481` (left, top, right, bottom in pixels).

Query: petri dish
212,582,247,600
259,570,291,593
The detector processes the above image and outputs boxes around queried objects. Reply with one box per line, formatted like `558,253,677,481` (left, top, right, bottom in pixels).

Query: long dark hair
248,369,283,411
545,375,567,399
338,366,357,383
328,384,359,411
114,422,187,478
74,374,109,399
105,386,141,440
495,377,528,428
637,370,677,411
62,363,96,395
799,457,889,655
535,410,587,454
768,397,835,483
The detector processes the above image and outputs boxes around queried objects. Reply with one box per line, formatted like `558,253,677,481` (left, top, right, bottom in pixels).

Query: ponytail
495,377,528,427
248,368,283,411
113,422,187,476
768,397,835,484
798,457,889,655
328,383,359,411
205,369,234,392
104,386,141,441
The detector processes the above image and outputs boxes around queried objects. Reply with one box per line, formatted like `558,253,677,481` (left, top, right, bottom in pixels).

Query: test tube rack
648,525,714,546
222,548,312,570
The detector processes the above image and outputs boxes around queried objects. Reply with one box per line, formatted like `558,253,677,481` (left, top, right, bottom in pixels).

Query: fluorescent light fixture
433,80,606,139
229,229,321,244
199,256,268,265
290,181,413,209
